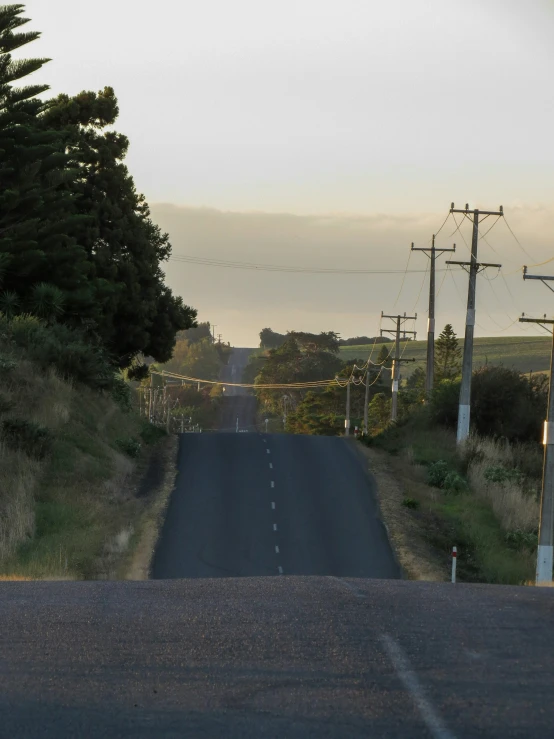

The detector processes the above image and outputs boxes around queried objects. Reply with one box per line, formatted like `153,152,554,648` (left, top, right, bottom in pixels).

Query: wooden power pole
447,204,503,444
521,267,554,584
411,235,456,398
380,312,417,421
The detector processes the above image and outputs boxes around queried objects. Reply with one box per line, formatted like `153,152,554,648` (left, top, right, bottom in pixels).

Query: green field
339,336,551,376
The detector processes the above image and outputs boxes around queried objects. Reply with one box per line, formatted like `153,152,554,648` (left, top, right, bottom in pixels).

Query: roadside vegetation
0,6,196,579
144,322,231,432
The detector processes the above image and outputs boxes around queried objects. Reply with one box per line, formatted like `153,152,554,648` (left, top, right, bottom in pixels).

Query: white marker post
451,546,457,583
236,417,239,433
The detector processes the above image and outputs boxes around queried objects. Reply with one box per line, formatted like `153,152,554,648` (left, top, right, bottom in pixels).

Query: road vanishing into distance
2,348,554,737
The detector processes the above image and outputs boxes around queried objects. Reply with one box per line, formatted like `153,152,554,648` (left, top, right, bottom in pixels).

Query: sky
22,0,554,346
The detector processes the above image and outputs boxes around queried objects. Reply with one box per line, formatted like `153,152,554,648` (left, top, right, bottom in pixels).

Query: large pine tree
434,324,462,382
0,4,91,314
0,5,196,367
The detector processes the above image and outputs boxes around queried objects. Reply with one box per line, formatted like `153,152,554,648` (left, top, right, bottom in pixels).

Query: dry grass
0,334,170,580
464,436,540,533
0,444,37,560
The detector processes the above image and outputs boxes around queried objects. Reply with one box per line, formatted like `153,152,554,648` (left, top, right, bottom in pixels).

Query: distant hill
339,336,551,376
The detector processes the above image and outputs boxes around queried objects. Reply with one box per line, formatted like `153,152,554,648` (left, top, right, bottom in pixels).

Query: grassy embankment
0,331,175,581
362,416,541,585
341,336,551,377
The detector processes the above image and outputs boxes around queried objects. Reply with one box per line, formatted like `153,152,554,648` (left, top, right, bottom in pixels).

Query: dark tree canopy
0,6,196,369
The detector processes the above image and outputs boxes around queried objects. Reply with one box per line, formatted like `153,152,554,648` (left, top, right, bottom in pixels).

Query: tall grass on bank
364,416,541,584
464,436,540,535
0,317,164,580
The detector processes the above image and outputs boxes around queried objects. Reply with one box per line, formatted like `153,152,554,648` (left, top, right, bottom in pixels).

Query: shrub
505,529,538,551
139,422,167,445
484,466,524,485
471,365,547,442
0,354,16,371
111,376,132,411
1,418,54,459
402,497,420,510
443,471,468,494
0,391,13,414
427,460,450,487
0,313,117,392
116,438,142,458
127,363,150,382
429,379,460,428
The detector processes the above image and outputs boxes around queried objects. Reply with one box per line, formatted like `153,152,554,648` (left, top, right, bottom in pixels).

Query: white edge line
380,634,456,739
278,566,283,574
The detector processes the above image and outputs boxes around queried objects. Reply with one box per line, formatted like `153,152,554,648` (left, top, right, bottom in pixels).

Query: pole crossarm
523,268,554,294
519,316,554,329
450,203,503,217
411,243,456,257
446,260,502,268
381,313,418,321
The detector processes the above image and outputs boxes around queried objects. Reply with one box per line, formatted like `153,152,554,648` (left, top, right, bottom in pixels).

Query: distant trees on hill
259,328,392,350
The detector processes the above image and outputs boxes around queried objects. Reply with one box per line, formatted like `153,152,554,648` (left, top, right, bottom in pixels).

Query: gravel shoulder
357,444,447,581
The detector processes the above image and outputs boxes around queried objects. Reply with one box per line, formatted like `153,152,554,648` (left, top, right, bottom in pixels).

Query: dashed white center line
275,545,280,554
273,523,278,531
270,481,275,488
269,462,273,469
266,449,271,454
271,502,276,510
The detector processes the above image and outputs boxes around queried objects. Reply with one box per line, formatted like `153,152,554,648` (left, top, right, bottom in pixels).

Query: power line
503,214,537,261
168,253,444,276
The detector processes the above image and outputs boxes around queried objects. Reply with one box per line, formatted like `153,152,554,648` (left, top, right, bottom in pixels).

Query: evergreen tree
41,87,196,365
434,324,462,382
0,5,92,315
1,6,196,367
377,343,393,368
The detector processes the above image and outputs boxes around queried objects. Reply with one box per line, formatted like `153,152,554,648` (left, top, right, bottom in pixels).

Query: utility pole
521,267,554,584
380,312,417,421
148,374,153,422
345,379,351,436
217,333,222,344
212,324,217,343
447,203,503,444
411,235,456,398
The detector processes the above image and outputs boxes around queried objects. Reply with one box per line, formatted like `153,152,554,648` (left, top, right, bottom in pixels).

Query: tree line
0,5,195,382
249,323,548,443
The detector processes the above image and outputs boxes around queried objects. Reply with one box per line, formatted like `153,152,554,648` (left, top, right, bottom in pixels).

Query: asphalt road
217,346,258,432
2,577,554,738
152,433,399,579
